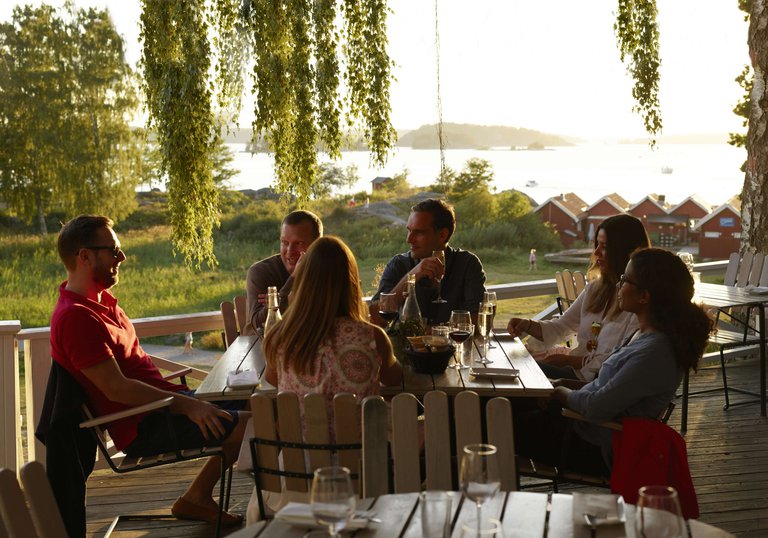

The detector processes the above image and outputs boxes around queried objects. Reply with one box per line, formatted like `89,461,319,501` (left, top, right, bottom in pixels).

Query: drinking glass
310,466,356,537
460,444,501,537
634,485,686,538
449,310,472,369
483,291,498,348
432,250,447,304
378,292,398,330
420,491,452,538
476,302,493,364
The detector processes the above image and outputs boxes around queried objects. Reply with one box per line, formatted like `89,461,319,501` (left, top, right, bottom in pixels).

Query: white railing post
20,328,52,465
0,320,22,472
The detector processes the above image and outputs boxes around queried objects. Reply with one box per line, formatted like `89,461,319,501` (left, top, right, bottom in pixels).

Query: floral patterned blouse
276,317,381,408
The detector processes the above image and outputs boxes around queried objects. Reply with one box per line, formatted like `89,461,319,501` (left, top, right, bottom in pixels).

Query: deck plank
84,358,768,537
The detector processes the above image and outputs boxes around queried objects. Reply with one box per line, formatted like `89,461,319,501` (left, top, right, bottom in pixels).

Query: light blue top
566,331,681,464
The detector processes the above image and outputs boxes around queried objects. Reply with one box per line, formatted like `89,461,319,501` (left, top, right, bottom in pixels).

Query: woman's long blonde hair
263,235,369,376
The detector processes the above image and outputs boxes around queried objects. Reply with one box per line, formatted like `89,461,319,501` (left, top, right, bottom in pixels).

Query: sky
1,0,750,140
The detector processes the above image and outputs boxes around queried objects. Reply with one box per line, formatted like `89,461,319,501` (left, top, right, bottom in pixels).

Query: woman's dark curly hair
629,248,714,372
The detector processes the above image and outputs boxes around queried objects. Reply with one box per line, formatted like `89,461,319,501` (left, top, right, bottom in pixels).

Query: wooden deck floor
84,358,768,537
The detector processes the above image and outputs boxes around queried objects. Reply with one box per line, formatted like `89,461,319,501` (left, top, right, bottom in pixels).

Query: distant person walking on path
529,249,537,271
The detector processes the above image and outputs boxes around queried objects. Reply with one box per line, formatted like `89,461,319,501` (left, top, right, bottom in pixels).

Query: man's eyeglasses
83,245,123,258
618,274,639,287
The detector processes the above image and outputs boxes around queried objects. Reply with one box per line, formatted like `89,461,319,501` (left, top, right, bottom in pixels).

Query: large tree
0,4,143,234
739,0,768,252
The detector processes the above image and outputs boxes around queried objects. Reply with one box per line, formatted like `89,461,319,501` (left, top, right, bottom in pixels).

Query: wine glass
378,292,398,330
449,310,472,369
432,250,447,304
476,302,493,364
460,444,500,537
310,466,356,538
634,485,686,538
483,291,497,348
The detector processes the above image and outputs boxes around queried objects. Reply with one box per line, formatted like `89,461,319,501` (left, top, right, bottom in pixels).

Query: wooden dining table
224,491,734,538
194,331,552,402
694,282,768,416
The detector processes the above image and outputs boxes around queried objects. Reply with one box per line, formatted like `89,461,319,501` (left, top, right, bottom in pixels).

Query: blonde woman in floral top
263,236,402,414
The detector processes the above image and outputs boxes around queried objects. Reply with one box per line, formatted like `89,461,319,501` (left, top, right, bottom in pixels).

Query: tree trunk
35,191,47,235
742,0,768,251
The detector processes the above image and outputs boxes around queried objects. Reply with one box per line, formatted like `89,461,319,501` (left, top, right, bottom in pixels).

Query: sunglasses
83,245,123,258
618,274,639,287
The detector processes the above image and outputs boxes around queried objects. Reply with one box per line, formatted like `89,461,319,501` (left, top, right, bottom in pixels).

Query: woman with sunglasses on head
508,214,651,381
515,248,713,476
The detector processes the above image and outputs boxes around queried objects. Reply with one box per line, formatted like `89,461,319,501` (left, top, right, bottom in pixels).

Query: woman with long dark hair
508,214,651,381
515,248,713,475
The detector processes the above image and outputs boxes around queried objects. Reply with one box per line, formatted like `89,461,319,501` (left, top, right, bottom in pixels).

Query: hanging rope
434,0,446,182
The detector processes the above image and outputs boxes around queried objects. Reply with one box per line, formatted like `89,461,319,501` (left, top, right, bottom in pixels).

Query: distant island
220,123,577,150
396,123,575,150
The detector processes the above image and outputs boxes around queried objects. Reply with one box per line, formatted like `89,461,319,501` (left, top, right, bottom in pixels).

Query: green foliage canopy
139,0,397,266
614,0,662,144
0,4,142,234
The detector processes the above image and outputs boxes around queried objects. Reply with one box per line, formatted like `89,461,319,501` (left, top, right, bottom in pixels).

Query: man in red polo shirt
50,215,249,526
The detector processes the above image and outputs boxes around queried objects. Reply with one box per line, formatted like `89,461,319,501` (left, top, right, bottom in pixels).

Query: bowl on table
405,336,455,374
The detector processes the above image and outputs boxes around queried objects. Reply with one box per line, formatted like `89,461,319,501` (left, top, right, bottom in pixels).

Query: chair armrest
149,354,208,381
79,397,174,429
561,408,623,431
163,366,193,381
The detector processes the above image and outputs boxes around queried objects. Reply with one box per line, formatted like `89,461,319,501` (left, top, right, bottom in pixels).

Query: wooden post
22,330,52,465
0,321,21,472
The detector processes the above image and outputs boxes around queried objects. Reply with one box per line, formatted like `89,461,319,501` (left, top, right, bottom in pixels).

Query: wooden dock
84,358,768,537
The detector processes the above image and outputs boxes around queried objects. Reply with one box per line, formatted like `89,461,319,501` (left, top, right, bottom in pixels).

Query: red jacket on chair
610,417,699,519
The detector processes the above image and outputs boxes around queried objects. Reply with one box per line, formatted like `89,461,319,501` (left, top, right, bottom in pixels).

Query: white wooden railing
0,261,727,471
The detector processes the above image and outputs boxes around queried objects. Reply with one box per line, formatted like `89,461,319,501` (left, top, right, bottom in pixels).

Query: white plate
469,367,520,380
745,285,768,295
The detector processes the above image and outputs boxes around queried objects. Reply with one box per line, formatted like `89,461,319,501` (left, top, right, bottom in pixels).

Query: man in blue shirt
371,198,486,325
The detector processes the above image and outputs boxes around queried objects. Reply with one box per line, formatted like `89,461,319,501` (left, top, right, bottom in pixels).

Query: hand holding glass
311,466,356,538
432,250,447,304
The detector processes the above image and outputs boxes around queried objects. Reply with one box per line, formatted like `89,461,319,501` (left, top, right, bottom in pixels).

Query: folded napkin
226,369,260,388
572,493,625,526
275,502,371,530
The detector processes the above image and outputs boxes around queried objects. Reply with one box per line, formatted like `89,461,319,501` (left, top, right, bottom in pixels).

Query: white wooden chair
554,269,587,314
221,295,248,348
0,461,68,538
248,392,362,520
19,461,68,538
362,390,517,497
0,467,39,538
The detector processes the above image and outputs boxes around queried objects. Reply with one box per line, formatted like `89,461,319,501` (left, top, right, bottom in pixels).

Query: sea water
226,142,746,208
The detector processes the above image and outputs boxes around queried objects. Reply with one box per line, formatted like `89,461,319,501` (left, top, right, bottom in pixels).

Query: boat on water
525,180,538,187
661,166,674,174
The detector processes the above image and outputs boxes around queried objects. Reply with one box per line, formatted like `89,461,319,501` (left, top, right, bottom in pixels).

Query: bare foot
172,496,243,526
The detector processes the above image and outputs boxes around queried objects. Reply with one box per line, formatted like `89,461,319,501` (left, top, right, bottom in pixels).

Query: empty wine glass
432,250,447,304
378,292,398,330
449,310,472,369
634,485,686,538
461,444,500,537
311,466,356,538
476,302,493,364
483,291,497,348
